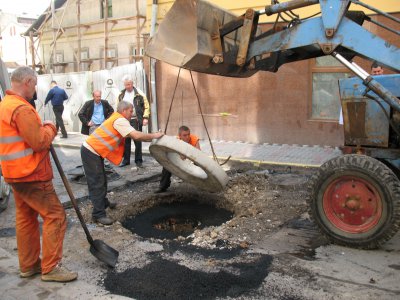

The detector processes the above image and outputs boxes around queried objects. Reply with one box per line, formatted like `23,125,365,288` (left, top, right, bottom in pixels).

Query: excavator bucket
145,0,260,78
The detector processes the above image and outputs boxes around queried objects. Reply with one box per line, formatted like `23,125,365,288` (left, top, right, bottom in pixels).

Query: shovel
50,145,119,268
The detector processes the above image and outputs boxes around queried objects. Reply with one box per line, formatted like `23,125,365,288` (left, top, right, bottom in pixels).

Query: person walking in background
81,101,163,225
0,67,77,282
45,80,68,138
78,90,114,135
118,75,150,168
156,125,200,193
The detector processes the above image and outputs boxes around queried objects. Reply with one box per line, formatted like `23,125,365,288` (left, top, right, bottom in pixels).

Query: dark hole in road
122,201,233,239
153,214,200,235
103,255,273,299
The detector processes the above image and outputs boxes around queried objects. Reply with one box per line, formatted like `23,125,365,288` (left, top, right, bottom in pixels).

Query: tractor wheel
308,154,400,249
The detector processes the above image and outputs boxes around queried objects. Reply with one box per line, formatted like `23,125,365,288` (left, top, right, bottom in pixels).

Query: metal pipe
332,52,367,80
77,0,81,72
265,0,319,16
150,0,159,131
351,62,369,78
51,0,56,73
350,0,400,25
366,17,400,36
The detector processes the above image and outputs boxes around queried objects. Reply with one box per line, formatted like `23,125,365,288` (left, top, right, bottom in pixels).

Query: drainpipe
150,0,159,131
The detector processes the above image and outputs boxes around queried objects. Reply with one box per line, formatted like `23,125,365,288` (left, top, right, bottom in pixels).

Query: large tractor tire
308,154,400,249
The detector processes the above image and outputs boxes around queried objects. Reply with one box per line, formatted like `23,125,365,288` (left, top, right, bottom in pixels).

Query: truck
145,0,400,249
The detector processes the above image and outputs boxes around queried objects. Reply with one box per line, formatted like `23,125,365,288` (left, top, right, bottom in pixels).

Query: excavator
146,0,400,249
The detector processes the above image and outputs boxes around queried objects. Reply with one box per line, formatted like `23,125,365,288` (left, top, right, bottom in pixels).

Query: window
80,48,89,60
310,56,349,121
100,0,113,18
129,45,144,63
99,45,118,69
54,51,65,73
55,51,64,63
73,48,91,71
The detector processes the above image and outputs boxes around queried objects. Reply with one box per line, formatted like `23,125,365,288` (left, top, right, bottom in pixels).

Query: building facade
25,0,146,74
0,11,36,68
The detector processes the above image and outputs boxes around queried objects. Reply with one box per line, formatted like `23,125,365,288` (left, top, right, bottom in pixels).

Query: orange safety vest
178,134,199,147
0,93,43,178
86,112,126,165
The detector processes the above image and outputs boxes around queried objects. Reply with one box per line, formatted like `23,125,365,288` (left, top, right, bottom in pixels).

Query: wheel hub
323,176,382,233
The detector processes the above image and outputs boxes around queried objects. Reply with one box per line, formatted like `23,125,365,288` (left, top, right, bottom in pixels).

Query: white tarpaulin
37,61,146,133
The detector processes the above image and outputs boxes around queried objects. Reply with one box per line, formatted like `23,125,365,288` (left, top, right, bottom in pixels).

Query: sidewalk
54,133,343,168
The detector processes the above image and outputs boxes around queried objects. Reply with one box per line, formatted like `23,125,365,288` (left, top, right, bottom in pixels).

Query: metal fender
149,135,229,192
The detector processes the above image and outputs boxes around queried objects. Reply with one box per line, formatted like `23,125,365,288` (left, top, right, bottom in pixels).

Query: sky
0,0,50,17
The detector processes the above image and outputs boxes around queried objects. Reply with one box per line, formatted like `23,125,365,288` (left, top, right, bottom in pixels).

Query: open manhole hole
122,201,233,240
67,165,121,184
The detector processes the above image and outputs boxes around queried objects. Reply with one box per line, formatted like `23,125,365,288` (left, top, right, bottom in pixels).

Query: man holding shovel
81,101,163,225
0,67,77,282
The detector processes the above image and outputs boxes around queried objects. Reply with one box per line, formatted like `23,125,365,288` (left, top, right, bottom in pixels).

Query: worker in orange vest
155,125,200,193
81,101,164,225
0,67,77,282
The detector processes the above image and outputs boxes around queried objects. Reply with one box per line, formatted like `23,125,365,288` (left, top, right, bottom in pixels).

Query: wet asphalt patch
285,218,328,261
122,201,233,239
103,254,273,299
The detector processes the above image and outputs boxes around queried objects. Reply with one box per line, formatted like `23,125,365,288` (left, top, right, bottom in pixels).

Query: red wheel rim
323,176,382,233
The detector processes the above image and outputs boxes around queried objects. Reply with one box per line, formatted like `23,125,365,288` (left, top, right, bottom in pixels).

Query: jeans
122,119,143,164
52,105,67,137
159,168,172,190
80,146,110,219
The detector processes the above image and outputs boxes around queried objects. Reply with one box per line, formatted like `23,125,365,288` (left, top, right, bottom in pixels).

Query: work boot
20,259,41,278
93,216,114,225
41,264,77,282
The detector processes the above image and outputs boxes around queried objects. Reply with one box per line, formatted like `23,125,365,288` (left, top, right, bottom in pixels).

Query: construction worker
118,75,150,168
0,67,77,282
81,101,163,225
156,125,200,193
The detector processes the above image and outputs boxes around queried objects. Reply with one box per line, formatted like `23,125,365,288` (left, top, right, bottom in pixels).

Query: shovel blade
90,239,119,268
145,0,259,78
